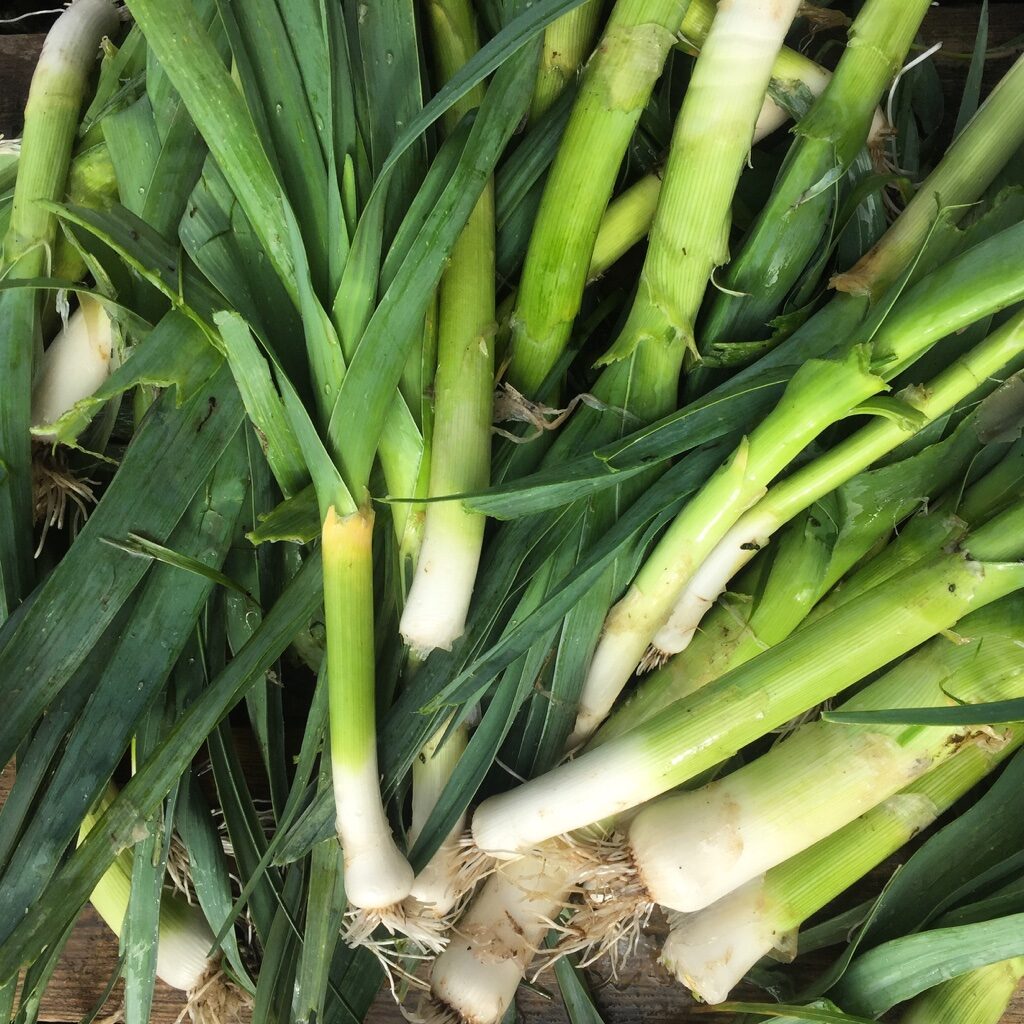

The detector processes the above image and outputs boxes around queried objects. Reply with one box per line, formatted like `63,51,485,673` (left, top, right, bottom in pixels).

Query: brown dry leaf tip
32,443,97,555
797,2,850,32
491,383,602,443
177,962,253,1024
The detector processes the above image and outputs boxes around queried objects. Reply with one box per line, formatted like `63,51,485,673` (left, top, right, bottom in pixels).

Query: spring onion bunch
4,2,1024,1024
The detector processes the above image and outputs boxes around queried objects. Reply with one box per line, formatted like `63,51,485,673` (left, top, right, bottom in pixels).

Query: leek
661,731,1024,1004
563,595,1024,958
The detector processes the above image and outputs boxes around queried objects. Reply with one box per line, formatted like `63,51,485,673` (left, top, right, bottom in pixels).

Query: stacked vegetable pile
2,1,1024,1023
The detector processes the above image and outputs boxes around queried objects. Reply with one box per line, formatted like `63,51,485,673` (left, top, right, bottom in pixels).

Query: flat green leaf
0,361,245,769
699,1002,875,1023
0,554,325,983
823,698,1024,726
327,42,537,492
103,532,258,606
0,434,247,935
214,310,309,497
124,696,176,1024
247,486,319,545
124,0,299,301
953,1,989,141
459,370,791,518
832,914,1024,1017
214,0,330,294
551,945,605,1024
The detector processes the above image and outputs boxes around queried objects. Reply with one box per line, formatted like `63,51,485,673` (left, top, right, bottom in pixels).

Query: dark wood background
3,2,1024,1021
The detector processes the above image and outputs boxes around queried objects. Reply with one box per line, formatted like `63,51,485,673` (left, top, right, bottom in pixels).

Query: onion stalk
698,0,932,361
562,594,1024,957
531,2,603,121
661,726,1024,1004
572,221,1024,743
80,787,250,1017
505,0,689,397
647,303,1024,664
470,502,1024,856
322,505,417,933
400,0,495,657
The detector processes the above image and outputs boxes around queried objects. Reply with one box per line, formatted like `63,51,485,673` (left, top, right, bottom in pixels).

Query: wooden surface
3,2,1024,1022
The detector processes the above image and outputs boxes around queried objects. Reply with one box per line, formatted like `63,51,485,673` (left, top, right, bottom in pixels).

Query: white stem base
426,847,579,1024
31,295,115,439
659,879,789,1005
628,729,932,914
400,519,483,656
650,514,774,658
334,760,414,911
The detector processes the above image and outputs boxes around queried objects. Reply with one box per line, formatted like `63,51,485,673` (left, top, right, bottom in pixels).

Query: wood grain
2,2,1024,1022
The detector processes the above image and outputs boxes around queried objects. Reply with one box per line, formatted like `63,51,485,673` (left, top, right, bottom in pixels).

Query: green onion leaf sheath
401,0,496,658
471,509,1024,855
661,729,1024,1004
699,0,932,360
0,0,119,614
531,1,603,121
323,506,414,914
506,0,688,397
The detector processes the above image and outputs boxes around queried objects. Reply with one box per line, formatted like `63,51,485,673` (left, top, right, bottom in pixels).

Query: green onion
0,0,119,614
698,0,932,356
322,506,416,920
401,0,495,657
573,220,1024,741
470,504,1024,855
505,0,688,397
661,727,1023,1004
648,305,1024,665
79,787,246,1008
563,593,1024,959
